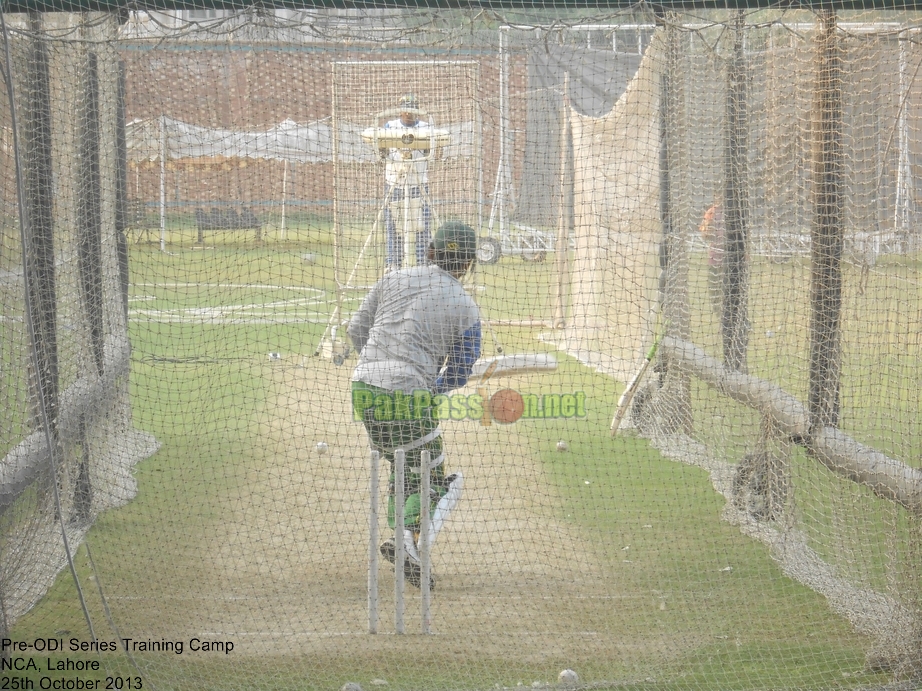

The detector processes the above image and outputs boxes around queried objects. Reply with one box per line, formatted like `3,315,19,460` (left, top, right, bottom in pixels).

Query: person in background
380,93,432,270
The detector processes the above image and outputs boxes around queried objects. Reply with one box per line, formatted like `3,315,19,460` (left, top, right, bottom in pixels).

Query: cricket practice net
1,5,921,691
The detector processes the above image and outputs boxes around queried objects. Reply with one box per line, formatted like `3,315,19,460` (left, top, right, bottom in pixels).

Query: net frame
323,57,482,356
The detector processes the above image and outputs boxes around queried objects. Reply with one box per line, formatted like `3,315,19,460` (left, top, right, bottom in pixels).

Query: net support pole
159,115,166,253
368,450,380,634
115,61,130,324
74,48,104,524
317,92,347,358
489,27,511,243
554,73,573,329
721,10,750,372
895,31,911,253
808,10,843,431
24,11,59,438
419,450,431,634
657,14,692,434
281,159,288,240
77,51,104,379
394,448,406,634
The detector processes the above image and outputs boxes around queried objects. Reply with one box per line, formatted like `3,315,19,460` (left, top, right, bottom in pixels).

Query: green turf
7,233,913,690
9,375,890,689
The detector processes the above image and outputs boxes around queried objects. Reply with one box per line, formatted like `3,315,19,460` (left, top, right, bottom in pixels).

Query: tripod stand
382,159,439,271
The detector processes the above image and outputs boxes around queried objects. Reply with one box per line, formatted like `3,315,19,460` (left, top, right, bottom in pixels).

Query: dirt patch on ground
177,356,639,663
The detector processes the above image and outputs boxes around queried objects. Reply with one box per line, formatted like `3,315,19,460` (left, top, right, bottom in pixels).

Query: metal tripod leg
314,185,397,358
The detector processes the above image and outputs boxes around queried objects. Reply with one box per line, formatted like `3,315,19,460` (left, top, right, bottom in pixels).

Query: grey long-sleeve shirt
348,264,481,394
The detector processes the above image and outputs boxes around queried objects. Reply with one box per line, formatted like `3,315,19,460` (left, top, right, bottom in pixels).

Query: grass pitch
8,231,908,691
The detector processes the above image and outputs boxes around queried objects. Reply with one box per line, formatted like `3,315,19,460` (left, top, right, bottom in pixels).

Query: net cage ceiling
1,3,922,691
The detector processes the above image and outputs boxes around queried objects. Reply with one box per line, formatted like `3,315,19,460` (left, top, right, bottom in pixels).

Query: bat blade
471,354,558,381
609,357,655,436
610,332,665,437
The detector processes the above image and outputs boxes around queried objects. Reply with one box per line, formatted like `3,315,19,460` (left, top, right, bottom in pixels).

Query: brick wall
120,42,529,213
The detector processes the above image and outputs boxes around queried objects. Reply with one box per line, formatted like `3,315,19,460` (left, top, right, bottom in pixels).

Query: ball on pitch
489,388,524,424
316,441,329,454
558,669,579,684
556,440,569,452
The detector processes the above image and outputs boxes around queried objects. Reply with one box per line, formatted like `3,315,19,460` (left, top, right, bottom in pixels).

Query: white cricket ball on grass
558,669,579,684
556,440,569,452
316,441,329,455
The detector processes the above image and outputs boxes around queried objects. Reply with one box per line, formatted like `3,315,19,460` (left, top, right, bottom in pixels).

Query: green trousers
353,381,447,529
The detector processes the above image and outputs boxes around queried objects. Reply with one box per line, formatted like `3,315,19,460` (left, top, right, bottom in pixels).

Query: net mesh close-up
1,4,921,690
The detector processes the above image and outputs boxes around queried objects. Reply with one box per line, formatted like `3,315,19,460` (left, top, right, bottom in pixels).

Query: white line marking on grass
865,265,922,288
129,315,331,324
127,284,363,324
133,283,326,296
193,631,603,638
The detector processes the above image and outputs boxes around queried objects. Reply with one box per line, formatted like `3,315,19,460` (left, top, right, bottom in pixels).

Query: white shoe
379,533,433,590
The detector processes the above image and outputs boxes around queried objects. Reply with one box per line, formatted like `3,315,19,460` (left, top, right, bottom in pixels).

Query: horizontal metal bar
1,0,919,15
661,336,922,513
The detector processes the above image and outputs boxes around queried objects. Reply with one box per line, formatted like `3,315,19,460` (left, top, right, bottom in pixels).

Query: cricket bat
610,332,665,436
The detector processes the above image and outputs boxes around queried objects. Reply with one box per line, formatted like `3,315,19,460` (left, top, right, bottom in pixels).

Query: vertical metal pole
403,167,412,267
658,14,674,319
499,27,509,243
808,10,843,431
159,115,166,253
475,65,484,237
22,11,58,433
554,73,572,330
419,450,432,634
332,73,342,287
320,75,344,358
115,61,130,324
722,11,750,372
368,450,380,634
281,159,288,240
78,51,104,378
394,448,406,634
895,31,911,252
657,12,692,434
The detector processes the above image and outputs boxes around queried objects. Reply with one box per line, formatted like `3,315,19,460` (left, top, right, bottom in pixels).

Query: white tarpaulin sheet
126,116,475,163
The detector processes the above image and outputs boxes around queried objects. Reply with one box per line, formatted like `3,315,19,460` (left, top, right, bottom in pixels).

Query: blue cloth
434,322,482,394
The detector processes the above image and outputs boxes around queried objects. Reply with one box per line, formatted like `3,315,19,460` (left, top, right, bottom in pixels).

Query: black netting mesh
1,5,921,690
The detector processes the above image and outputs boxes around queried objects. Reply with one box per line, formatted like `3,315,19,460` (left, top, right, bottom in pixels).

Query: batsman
348,221,481,589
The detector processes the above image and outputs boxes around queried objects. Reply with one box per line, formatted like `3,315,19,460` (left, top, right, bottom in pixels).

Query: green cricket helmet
430,221,477,273
398,93,420,110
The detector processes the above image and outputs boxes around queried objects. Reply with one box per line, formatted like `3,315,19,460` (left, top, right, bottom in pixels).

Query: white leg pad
427,472,463,549
403,529,420,564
